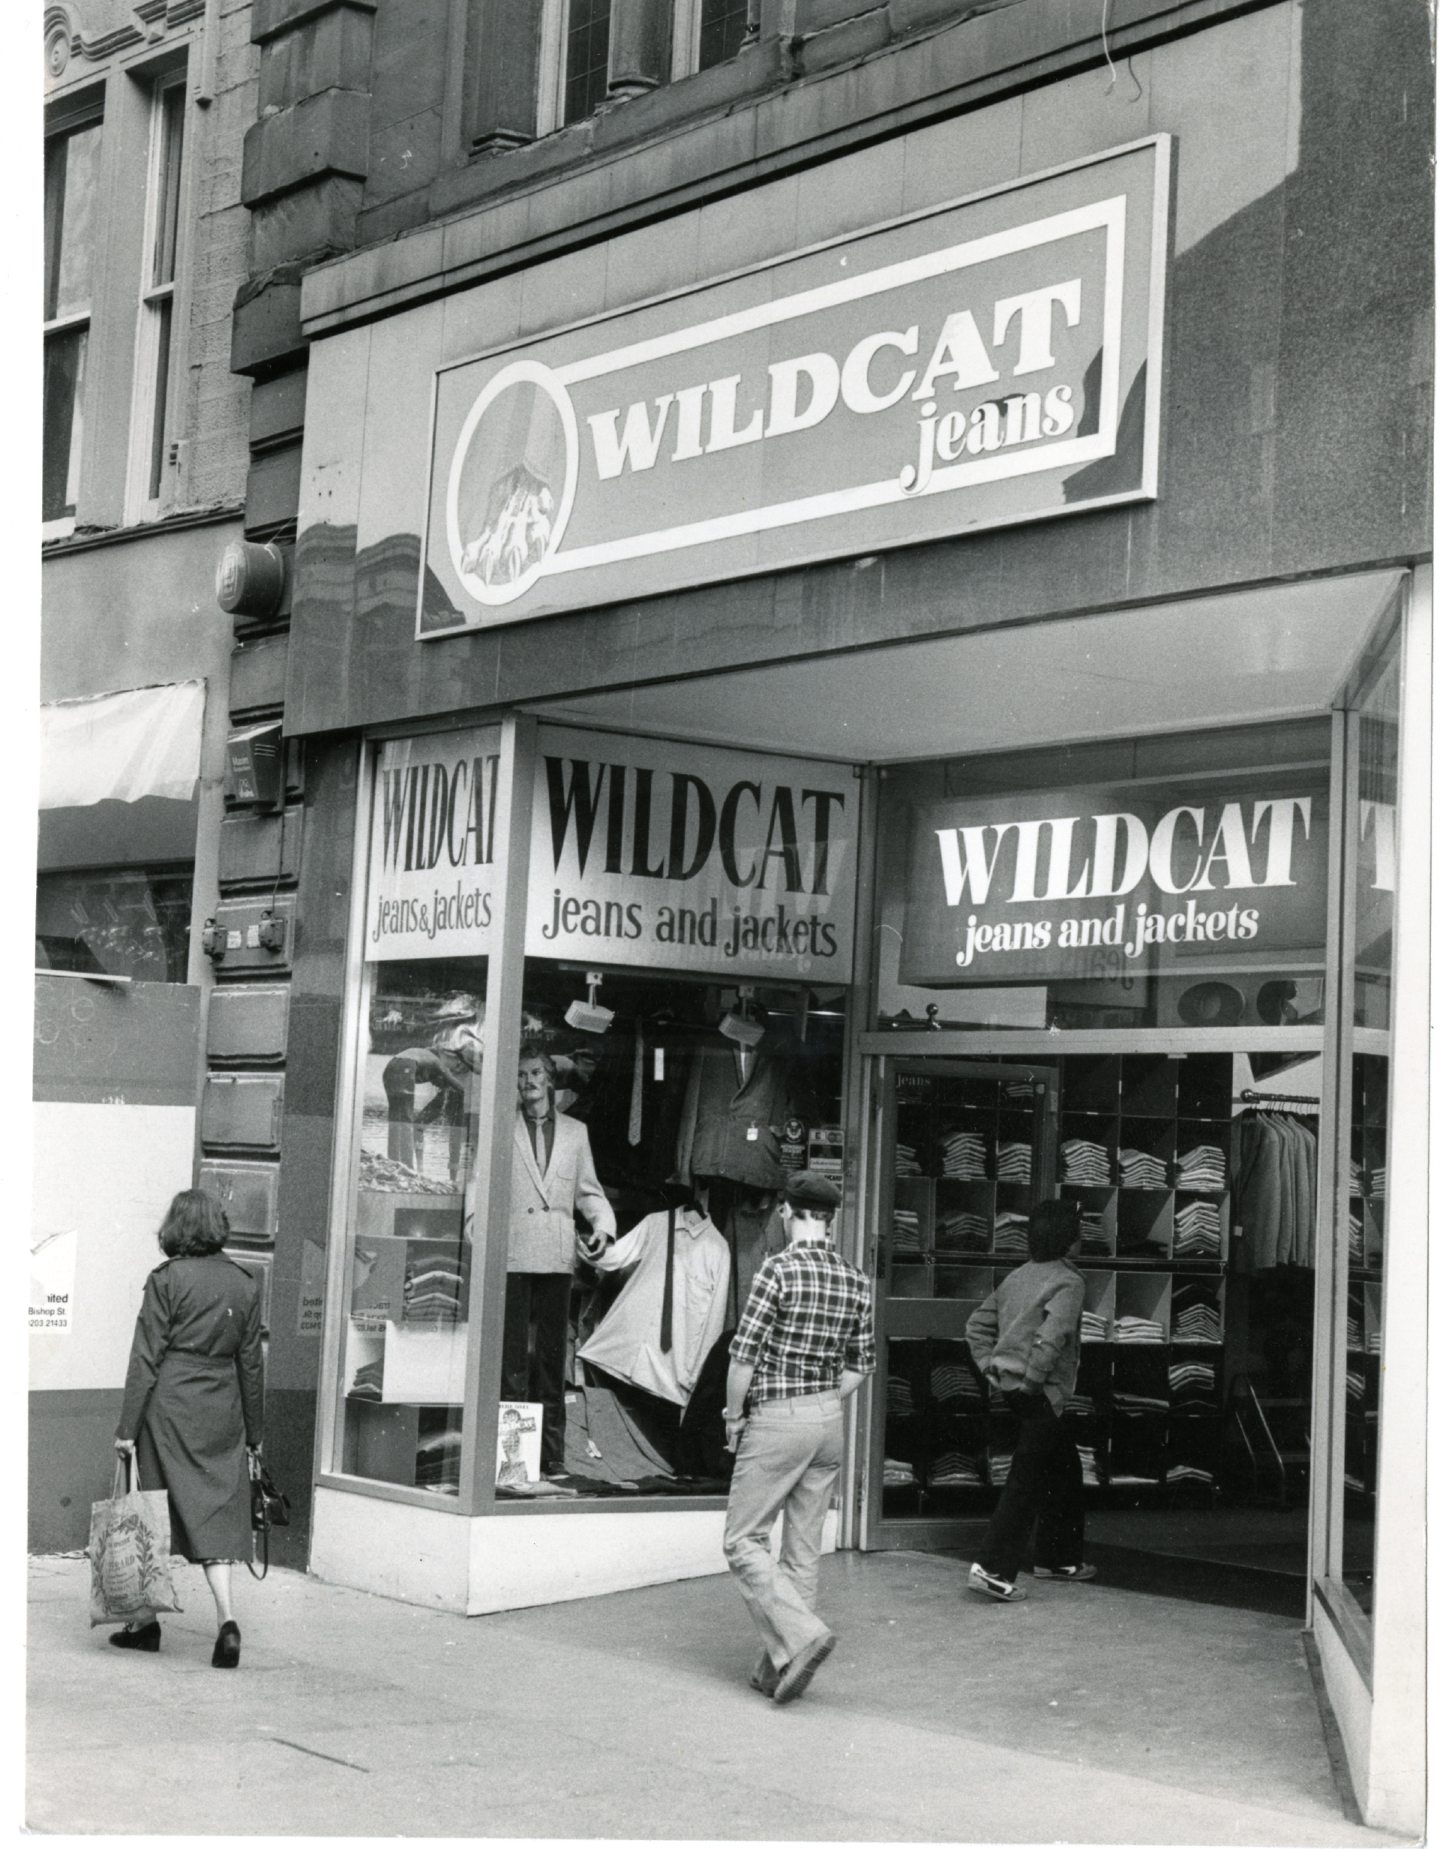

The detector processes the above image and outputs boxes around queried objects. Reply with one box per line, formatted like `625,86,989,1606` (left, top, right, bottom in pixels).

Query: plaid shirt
730,1241,876,1404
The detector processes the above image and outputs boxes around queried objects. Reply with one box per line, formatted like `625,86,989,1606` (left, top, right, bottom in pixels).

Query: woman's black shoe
211,1620,241,1668
109,1621,161,1652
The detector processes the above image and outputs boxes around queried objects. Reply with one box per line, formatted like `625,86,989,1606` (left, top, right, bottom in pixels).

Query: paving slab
26,1550,1406,1843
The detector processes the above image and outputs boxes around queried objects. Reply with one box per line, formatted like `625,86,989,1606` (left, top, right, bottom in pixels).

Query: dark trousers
978,1396,1084,1581
502,1273,572,1473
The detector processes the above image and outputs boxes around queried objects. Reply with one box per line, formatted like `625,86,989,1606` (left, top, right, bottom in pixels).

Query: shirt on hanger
578,1208,730,1407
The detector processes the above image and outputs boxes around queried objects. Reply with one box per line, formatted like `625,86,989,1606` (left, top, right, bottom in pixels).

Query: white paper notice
298,1236,326,1337
29,1230,77,1335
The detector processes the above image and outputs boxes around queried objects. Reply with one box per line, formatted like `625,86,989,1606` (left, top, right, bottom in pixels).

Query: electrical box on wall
201,1073,284,1152
196,1160,279,1245
226,723,284,808
202,895,296,973
207,985,290,1063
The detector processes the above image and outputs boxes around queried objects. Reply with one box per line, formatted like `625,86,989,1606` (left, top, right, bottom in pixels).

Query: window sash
43,323,88,522
561,0,611,125
43,120,102,324
126,76,187,519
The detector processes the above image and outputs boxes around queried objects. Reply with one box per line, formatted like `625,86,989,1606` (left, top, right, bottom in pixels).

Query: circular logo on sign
446,360,578,609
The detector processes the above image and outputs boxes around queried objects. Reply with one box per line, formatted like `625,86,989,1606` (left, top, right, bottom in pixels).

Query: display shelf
889,1261,935,1299
1114,1272,1172,1343
1063,1054,1123,1113
1081,1270,1115,1342
1117,1190,1172,1259
1119,1053,1180,1118
1177,1053,1233,1118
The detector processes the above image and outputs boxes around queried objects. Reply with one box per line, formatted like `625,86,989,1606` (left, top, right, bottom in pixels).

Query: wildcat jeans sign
898,782,1328,987
367,726,855,981
421,138,1169,633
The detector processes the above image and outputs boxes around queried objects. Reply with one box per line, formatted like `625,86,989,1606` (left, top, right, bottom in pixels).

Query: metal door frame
859,1052,1061,1553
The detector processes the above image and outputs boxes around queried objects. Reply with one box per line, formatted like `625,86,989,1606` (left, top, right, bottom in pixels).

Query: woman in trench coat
111,1188,265,1667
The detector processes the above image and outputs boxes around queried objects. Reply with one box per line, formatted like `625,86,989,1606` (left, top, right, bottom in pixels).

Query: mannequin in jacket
504,1044,616,1477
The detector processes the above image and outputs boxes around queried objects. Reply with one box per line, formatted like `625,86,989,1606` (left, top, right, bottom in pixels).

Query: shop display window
35,866,191,981
496,962,846,1502
874,1048,1319,1591
872,721,1331,1032
338,957,483,1496
1338,639,1399,1610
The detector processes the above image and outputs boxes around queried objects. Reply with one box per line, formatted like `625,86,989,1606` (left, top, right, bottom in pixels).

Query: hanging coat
116,1255,264,1562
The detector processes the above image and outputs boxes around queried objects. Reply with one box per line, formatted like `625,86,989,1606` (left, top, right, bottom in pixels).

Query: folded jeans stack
992,1211,1030,1256
1114,1314,1165,1344
928,1451,984,1487
1062,1137,1112,1185
931,1362,983,1408
892,1209,924,1253
937,1211,991,1252
1175,1144,1226,1191
994,1140,1031,1183
941,1131,988,1179
895,1141,923,1177
1171,1287,1221,1344
1080,1308,1109,1343
1119,1148,1169,1190
1173,1200,1221,1259
1079,1212,1111,1254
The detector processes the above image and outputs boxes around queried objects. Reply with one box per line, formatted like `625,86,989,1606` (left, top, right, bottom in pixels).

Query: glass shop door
865,1056,1058,1552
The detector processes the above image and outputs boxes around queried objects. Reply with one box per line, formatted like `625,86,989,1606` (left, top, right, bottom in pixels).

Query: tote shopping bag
88,1455,182,1625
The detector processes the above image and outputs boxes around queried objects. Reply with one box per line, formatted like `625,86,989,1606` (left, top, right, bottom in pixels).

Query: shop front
310,716,860,1609
285,14,1429,1819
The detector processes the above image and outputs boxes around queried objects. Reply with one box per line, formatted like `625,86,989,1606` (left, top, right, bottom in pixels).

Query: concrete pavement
27,1549,1405,1842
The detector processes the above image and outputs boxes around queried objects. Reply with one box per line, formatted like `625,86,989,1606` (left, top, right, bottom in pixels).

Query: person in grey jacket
964,1198,1093,1601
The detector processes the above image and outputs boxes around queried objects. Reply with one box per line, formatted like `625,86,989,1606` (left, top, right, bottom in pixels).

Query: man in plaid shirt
722,1170,875,1705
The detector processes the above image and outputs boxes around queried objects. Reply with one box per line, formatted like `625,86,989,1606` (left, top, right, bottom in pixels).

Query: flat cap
783,1169,842,1211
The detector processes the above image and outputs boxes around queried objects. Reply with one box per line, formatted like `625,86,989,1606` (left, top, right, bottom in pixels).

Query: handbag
88,1454,183,1625
246,1452,290,1581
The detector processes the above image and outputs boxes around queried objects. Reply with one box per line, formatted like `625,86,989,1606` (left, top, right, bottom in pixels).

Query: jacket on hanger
578,1207,730,1406
1234,1111,1317,1272
675,1021,801,1189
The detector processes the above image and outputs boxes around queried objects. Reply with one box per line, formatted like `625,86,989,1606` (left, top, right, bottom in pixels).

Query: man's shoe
1033,1562,1098,1582
211,1620,241,1668
772,1629,835,1705
109,1620,161,1652
967,1561,1027,1602
749,1654,780,1697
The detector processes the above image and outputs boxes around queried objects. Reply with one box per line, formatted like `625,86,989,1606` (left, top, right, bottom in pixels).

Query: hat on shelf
783,1170,842,1212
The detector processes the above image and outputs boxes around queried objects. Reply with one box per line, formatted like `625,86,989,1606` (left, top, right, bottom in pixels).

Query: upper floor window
125,76,186,521
561,0,611,125
43,111,102,526
675,0,751,75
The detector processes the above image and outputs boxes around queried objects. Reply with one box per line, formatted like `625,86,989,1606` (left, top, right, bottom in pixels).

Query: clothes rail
1239,1089,1320,1111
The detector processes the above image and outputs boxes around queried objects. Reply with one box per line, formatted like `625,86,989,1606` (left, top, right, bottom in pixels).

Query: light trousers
722,1391,841,1669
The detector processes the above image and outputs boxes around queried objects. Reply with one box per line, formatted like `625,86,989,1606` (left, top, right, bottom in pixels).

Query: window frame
124,72,188,523
673,0,753,78
537,0,613,134
43,99,105,539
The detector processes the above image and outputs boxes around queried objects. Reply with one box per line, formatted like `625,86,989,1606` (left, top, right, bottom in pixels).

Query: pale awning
39,680,205,809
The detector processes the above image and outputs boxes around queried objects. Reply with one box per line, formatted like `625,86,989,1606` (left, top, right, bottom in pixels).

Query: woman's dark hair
1027,1198,1081,1263
158,1188,230,1258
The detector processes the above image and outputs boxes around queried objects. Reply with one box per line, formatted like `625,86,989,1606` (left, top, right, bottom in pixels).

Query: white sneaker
967,1561,1027,1602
